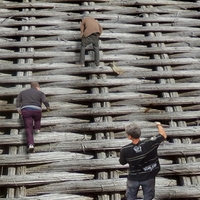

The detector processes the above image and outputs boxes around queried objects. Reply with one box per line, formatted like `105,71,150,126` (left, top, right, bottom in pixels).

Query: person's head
81,14,92,21
125,124,141,139
31,81,40,89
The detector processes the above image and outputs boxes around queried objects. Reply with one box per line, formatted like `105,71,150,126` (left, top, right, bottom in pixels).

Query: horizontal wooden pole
1,83,200,96
1,126,200,146
28,158,200,176
0,142,200,166
0,172,94,187
26,178,200,199
0,152,93,166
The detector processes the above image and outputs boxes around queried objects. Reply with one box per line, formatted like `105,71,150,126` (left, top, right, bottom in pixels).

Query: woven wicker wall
1,0,200,199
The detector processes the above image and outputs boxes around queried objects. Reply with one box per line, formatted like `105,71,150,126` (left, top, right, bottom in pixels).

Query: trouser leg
141,178,155,200
80,37,89,65
21,110,34,146
33,110,42,130
126,179,140,200
92,35,100,66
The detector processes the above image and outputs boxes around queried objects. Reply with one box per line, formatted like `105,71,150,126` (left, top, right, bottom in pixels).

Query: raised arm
155,122,167,139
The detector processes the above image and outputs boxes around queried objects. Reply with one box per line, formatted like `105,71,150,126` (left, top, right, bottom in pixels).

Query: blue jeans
126,178,155,200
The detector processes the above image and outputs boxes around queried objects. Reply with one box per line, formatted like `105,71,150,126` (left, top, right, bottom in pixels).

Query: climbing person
16,81,50,153
79,16,103,67
119,122,167,200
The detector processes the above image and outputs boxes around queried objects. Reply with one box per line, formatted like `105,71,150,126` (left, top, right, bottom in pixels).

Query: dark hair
125,124,141,139
31,81,40,88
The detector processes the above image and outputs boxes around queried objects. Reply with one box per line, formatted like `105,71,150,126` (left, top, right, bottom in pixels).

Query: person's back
119,122,167,200
19,87,48,109
120,135,163,181
81,17,102,37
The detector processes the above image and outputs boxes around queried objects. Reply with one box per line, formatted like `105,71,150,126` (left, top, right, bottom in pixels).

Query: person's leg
126,179,140,200
92,35,100,66
21,109,34,146
80,37,90,65
33,110,42,131
141,178,155,200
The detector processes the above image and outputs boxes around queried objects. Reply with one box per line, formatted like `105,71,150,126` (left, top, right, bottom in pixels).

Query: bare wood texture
0,152,93,166
1,0,200,199
0,172,94,187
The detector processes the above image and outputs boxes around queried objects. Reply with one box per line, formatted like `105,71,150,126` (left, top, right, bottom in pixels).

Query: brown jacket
80,17,103,38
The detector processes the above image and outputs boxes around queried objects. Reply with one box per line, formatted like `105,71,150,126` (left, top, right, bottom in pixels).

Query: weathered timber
1,40,200,55
0,76,150,85
1,142,200,167
44,109,200,123
0,58,198,72
43,92,156,102
1,0,199,7
0,194,92,200
2,29,200,45
0,87,85,96
0,172,94,187
2,14,200,27
0,117,87,128
1,83,200,95
34,141,200,157
115,110,200,122
41,110,200,122
42,121,195,133
0,111,200,132
26,178,200,199
34,68,200,78
27,158,200,176
0,63,70,71
0,51,77,59
108,0,200,7
161,162,200,176
0,132,91,145
1,2,199,15
0,75,85,84
0,152,93,166
1,33,200,48
155,185,200,199
28,158,128,173
1,0,200,199
1,126,200,146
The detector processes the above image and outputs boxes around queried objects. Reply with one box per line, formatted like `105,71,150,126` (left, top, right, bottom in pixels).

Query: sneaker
28,144,34,153
97,65,103,68
34,129,40,133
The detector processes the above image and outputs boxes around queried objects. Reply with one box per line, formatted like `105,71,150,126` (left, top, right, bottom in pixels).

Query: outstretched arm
155,122,167,139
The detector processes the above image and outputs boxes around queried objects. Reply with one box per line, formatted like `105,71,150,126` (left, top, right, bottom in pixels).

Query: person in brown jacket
79,16,103,67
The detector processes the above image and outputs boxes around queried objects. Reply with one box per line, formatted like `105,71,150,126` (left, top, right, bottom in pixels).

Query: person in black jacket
119,122,167,200
16,82,50,152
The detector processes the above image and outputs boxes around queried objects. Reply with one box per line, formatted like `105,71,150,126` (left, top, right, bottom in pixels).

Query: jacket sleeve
80,20,84,37
41,93,50,108
119,149,127,165
16,93,22,109
98,23,103,35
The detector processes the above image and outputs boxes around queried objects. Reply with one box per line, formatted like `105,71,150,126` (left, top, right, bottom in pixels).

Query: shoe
97,65,103,68
34,129,40,133
28,144,34,153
